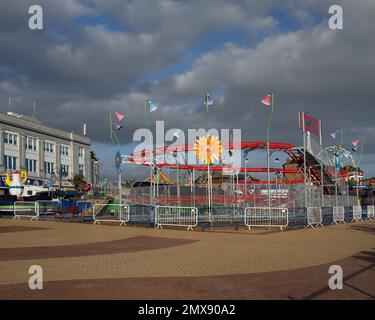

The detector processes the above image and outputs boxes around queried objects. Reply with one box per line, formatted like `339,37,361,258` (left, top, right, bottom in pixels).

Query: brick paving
0,218,374,299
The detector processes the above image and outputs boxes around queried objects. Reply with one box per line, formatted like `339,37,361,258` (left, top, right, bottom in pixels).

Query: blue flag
148,100,158,112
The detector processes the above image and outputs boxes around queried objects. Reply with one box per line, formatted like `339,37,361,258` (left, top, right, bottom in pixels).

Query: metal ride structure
124,138,359,206
112,129,362,231
126,140,302,208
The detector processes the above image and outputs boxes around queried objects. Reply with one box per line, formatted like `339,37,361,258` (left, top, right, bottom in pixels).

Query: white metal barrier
306,207,324,228
244,207,288,230
155,206,198,231
352,206,363,222
93,204,130,226
13,201,38,220
128,205,155,224
36,200,60,219
367,206,374,220
332,206,345,224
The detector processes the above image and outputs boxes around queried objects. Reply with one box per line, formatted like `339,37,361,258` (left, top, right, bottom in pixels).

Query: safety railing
13,201,38,220
210,206,244,226
352,206,363,222
128,204,155,225
93,203,130,226
244,207,288,230
36,200,60,219
367,205,374,220
306,207,324,228
332,206,345,224
155,206,198,231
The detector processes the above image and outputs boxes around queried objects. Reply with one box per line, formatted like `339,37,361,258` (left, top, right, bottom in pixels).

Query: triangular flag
114,112,124,121
115,123,123,131
352,146,359,153
148,100,158,112
204,93,214,106
352,139,360,147
330,130,338,139
260,93,272,106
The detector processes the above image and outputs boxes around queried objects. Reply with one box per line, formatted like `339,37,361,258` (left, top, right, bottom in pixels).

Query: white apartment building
0,112,98,186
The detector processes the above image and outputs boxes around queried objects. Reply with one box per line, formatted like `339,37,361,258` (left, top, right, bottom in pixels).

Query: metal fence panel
333,206,345,224
210,206,244,226
36,200,60,219
367,205,374,219
306,207,323,228
352,206,362,222
128,204,155,224
155,206,198,231
13,201,38,220
93,204,129,225
244,207,288,230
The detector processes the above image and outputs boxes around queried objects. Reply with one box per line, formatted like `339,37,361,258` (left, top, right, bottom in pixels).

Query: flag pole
144,100,149,130
266,93,274,209
206,103,209,131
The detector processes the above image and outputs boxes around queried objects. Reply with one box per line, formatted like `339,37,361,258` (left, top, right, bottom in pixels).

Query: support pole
119,170,122,207
266,93,274,209
302,114,308,208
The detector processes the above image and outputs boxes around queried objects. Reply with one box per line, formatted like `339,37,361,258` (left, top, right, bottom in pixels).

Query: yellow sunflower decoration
194,135,223,165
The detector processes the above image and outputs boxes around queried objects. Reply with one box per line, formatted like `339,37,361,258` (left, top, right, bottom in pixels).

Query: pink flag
352,139,360,147
260,94,272,106
114,112,124,121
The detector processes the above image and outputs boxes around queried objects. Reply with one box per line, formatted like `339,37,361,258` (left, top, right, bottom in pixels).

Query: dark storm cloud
0,0,374,176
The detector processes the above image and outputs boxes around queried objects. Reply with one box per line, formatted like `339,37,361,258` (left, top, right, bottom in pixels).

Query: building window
60,164,69,176
4,155,17,170
79,164,85,175
44,161,54,174
25,159,37,173
79,147,84,158
43,142,54,153
25,136,37,151
4,132,17,145
60,145,69,156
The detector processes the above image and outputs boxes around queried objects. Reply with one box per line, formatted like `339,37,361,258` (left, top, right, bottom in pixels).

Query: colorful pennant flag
352,146,359,153
115,123,124,131
114,112,124,121
298,112,321,137
147,100,158,112
352,139,360,147
260,93,272,106
330,130,338,139
204,93,214,106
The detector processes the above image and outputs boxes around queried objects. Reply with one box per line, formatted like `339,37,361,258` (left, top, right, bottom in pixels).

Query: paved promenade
0,218,374,299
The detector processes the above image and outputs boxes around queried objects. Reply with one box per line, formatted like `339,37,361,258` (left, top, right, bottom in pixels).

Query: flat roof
0,112,90,146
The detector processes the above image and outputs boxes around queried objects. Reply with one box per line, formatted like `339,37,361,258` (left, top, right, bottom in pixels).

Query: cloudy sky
1,0,374,179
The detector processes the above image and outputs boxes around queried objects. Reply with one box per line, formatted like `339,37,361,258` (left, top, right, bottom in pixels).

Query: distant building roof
5,112,42,124
0,112,90,146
